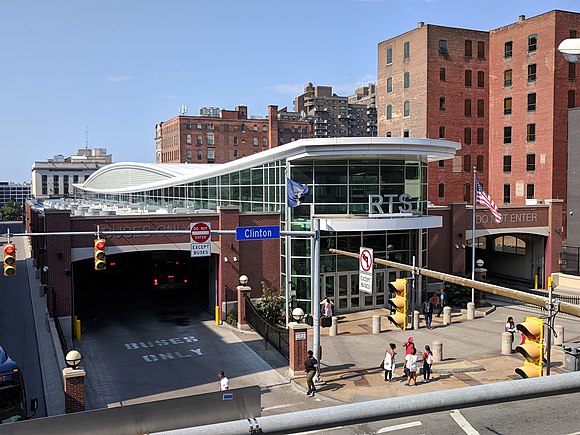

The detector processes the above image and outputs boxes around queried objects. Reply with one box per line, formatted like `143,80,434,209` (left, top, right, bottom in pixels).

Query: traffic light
94,238,107,271
515,316,544,378
3,243,16,276
387,278,408,330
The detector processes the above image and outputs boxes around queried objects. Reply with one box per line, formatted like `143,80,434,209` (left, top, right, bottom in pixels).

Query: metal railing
561,245,580,276
487,287,580,317
52,291,69,355
244,294,289,361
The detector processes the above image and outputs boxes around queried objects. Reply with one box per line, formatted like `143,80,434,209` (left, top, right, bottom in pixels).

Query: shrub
255,281,285,328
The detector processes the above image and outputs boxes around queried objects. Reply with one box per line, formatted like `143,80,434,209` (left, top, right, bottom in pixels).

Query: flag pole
471,167,476,304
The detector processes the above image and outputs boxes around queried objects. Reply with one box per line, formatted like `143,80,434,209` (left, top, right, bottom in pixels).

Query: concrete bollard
442,306,452,325
555,324,564,346
372,315,381,334
413,310,420,330
432,340,443,362
502,331,513,355
329,316,338,336
466,302,475,320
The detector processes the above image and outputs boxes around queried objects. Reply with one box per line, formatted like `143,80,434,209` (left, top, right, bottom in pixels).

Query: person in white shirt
218,371,229,391
404,346,418,386
383,343,397,382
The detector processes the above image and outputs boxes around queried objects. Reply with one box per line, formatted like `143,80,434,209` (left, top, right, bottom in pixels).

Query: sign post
359,247,373,294
190,222,211,257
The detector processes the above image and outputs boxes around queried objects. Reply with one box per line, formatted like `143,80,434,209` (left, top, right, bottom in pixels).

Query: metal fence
244,294,289,361
561,245,580,276
488,288,580,317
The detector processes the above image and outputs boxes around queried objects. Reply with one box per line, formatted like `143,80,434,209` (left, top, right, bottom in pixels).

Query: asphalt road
284,390,580,435
0,227,47,418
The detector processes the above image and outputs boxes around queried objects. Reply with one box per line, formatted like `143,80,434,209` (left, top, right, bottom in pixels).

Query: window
233,136,238,145
403,41,410,59
526,153,536,171
464,99,472,117
571,29,578,38
386,47,392,65
504,69,512,87
527,123,536,142
527,184,535,199
477,41,485,59
504,41,513,59
439,126,446,138
207,132,214,145
477,99,485,117
53,175,59,195
241,124,246,132
504,126,512,144
186,148,192,160
503,184,511,204
465,70,472,87
387,77,393,92
503,155,512,172
463,154,472,172
262,125,267,132
569,62,576,80
464,127,472,145
403,100,410,117
404,72,410,88
439,97,446,111
527,93,536,112
73,175,79,184
63,175,69,195
504,97,512,115
476,155,484,172
186,134,192,144
233,149,238,159
207,148,215,160
477,71,485,88
569,90,576,108
386,104,392,120
439,40,448,54
197,135,202,145
197,123,202,129
253,137,258,146
403,129,410,137
253,124,258,131
494,236,525,255
440,67,446,81
438,183,445,198
477,128,484,145
464,40,472,57
262,137,267,147
528,34,537,53
439,160,445,168
463,184,471,203
528,64,537,82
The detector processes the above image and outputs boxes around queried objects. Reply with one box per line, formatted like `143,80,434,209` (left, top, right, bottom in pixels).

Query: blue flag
287,178,309,207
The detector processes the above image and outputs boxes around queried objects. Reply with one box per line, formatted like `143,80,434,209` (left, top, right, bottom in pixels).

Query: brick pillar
63,367,85,413
288,322,308,377
237,284,251,330
268,105,279,149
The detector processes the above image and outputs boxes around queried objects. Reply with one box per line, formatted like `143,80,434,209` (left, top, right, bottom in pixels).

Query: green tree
255,281,285,328
0,201,21,221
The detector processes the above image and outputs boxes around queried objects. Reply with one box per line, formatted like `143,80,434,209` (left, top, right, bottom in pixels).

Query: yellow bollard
75,318,81,341
548,276,552,290
534,274,538,289
215,306,220,325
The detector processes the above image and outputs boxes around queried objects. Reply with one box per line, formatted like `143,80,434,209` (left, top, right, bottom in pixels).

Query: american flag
476,178,503,223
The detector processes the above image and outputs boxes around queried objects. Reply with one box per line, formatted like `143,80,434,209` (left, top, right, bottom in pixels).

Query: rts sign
190,222,211,257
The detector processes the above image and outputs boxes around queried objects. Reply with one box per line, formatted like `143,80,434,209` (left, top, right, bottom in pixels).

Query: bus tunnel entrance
73,251,213,331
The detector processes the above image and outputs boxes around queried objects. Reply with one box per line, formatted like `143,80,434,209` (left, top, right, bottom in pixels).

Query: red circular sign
190,222,211,243
360,249,373,272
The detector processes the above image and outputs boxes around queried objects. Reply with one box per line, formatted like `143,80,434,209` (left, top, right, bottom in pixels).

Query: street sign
359,247,373,294
235,226,280,241
190,222,211,257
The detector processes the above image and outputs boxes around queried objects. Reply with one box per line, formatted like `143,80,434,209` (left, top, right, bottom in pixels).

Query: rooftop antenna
85,126,89,148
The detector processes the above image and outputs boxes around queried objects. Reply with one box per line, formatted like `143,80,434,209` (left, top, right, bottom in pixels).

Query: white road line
377,421,423,433
450,409,479,435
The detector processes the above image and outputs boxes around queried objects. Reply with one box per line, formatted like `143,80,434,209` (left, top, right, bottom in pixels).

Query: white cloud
106,75,135,82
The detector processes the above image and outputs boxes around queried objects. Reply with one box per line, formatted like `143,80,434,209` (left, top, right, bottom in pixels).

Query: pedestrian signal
3,243,16,276
515,316,544,378
387,278,408,330
94,239,107,271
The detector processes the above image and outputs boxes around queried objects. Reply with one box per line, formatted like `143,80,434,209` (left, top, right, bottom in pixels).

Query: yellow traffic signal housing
3,243,16,276
387,278,408,330
515,316,543,378
94,238,107,271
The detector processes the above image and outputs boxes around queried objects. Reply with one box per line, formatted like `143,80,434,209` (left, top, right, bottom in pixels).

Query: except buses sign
190,222,211,257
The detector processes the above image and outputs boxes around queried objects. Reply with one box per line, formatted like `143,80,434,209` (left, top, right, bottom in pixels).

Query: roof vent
519,15,526,22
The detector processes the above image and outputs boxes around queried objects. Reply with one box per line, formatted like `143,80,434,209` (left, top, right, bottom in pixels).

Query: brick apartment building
377,10,580,211
294,82,377,138
155,105,312,164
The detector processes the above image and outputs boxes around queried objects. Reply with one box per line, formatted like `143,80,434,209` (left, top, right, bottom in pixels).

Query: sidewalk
286,305,580,403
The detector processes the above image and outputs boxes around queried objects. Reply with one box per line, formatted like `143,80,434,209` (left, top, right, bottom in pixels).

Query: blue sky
1,0,578,182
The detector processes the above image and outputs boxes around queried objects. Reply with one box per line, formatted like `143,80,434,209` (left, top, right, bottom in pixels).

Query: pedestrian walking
404,346,418,386
383,343,397,382
423,298,433,330
505,316,517,349
438,288,447,316
304,350,319,397
403,337,415,378
423,345,433,383
218,371,229,391
321,297,334,317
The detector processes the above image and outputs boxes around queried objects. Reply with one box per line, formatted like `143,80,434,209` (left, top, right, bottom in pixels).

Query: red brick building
377,10,580,215
155,105,312,164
